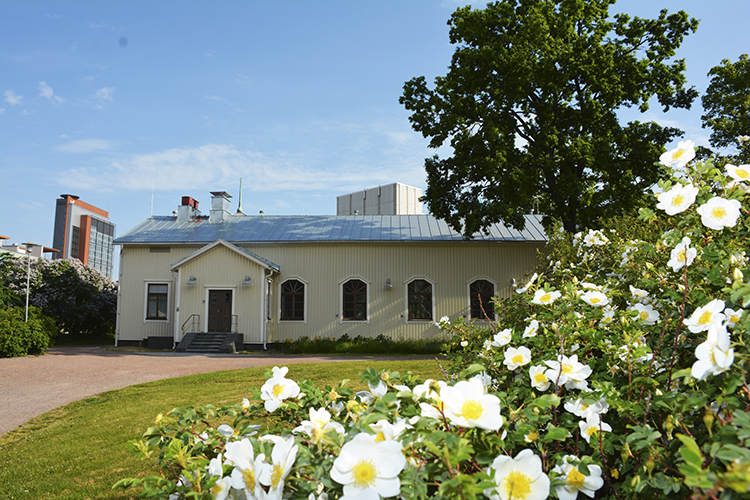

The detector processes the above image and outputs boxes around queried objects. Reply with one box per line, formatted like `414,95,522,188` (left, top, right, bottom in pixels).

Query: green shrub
0,256,116,336
117,145,750,499
0,306,57,357
275,334,446,355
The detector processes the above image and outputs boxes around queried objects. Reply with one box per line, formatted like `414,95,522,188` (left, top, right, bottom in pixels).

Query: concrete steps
176,332,243,353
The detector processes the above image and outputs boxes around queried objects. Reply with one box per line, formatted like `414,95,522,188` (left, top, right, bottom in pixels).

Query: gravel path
0,346,415,436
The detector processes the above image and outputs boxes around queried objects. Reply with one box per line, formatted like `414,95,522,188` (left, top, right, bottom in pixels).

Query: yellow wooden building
113,192,546,351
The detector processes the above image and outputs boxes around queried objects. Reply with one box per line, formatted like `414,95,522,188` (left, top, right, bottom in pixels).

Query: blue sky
1,0,748,277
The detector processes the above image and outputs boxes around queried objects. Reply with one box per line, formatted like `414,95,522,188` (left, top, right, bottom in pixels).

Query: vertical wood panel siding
117,242,543,344
245,242,543,343
178,245,265,342
117,246,200,341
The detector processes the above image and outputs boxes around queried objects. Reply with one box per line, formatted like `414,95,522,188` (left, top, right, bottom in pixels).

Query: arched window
342,279,367,321
470,279,495,320
280,279,305,321
408,279,433,321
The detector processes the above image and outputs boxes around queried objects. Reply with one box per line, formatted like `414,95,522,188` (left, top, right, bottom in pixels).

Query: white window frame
467,276,498,321
339,276,370,324
143,281,170,323
404,276,436,324
278,276,308,323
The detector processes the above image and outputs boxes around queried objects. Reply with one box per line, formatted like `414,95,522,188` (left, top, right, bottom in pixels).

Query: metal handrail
181,314,200,334
231,315,238,333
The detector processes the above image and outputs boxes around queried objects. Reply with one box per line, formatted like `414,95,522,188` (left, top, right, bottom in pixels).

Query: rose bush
117,143,750,499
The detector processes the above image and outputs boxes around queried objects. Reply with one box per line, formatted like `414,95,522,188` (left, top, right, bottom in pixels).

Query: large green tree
701,54,750,164
400,0,698,235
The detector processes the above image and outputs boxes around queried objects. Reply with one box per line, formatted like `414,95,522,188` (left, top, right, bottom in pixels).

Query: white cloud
4,90,23,106
39,81,65,103
0,108,5,115
55,139,113,153
56,143,421,193
95,87,115,101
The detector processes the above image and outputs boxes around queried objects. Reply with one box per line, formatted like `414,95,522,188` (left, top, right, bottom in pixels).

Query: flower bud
644,454,655,477
380,372,390,382
704,408,715,436
664,415,674,439
155,413,163,424
329,390,339,400
621,442,633,463
734,268,744,282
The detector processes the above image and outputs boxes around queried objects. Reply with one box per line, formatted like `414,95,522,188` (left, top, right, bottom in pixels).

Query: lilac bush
0,255,117,336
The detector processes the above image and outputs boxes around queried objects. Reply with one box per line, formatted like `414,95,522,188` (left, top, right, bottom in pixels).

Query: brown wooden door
208,290,232,332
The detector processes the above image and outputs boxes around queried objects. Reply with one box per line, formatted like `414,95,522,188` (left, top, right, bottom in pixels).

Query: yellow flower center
242,468,255,488
540,293,551,303
374,431,386,442
352,459,377,488
533,372,547,384
711,207,727,220
526,430,539,442
730,314,740,323
589,297,601,304
737,168,749,179
698,311,713,325
270,463,284,488
639,311,649,320
672,149,686,160
562,363,574,374
211,483,223,496
310,426,323,441
586,426,598,437
461,399,484,421
512,354,525,365
566,468,586,488
504,471,532,499
671,194,685,206
273,383,285,397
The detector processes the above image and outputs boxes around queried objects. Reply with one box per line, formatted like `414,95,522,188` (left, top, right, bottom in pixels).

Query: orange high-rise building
52,195,115,277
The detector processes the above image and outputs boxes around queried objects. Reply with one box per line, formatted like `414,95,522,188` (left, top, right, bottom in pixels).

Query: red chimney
181,196,199,210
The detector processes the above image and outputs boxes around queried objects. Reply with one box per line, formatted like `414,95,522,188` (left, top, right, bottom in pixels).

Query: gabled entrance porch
169,239,280,351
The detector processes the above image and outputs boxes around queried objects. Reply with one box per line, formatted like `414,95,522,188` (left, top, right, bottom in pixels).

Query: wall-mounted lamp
510,278,517,288
242,275,252,286
384,278,392,289
187,275,197,286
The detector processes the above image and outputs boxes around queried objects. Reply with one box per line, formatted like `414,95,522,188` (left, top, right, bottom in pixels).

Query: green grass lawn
0,359,445,500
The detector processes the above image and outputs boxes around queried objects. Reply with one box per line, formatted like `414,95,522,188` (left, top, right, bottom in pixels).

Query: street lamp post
22,242,36,322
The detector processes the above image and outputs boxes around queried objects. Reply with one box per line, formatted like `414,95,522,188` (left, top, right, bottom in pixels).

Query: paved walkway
0,346,415,436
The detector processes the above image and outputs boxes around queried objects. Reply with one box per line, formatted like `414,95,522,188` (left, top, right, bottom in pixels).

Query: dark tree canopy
400,0,698,235
701,54,750,164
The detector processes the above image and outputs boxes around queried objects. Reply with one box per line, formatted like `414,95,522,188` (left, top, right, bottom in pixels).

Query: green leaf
676,434,704,470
